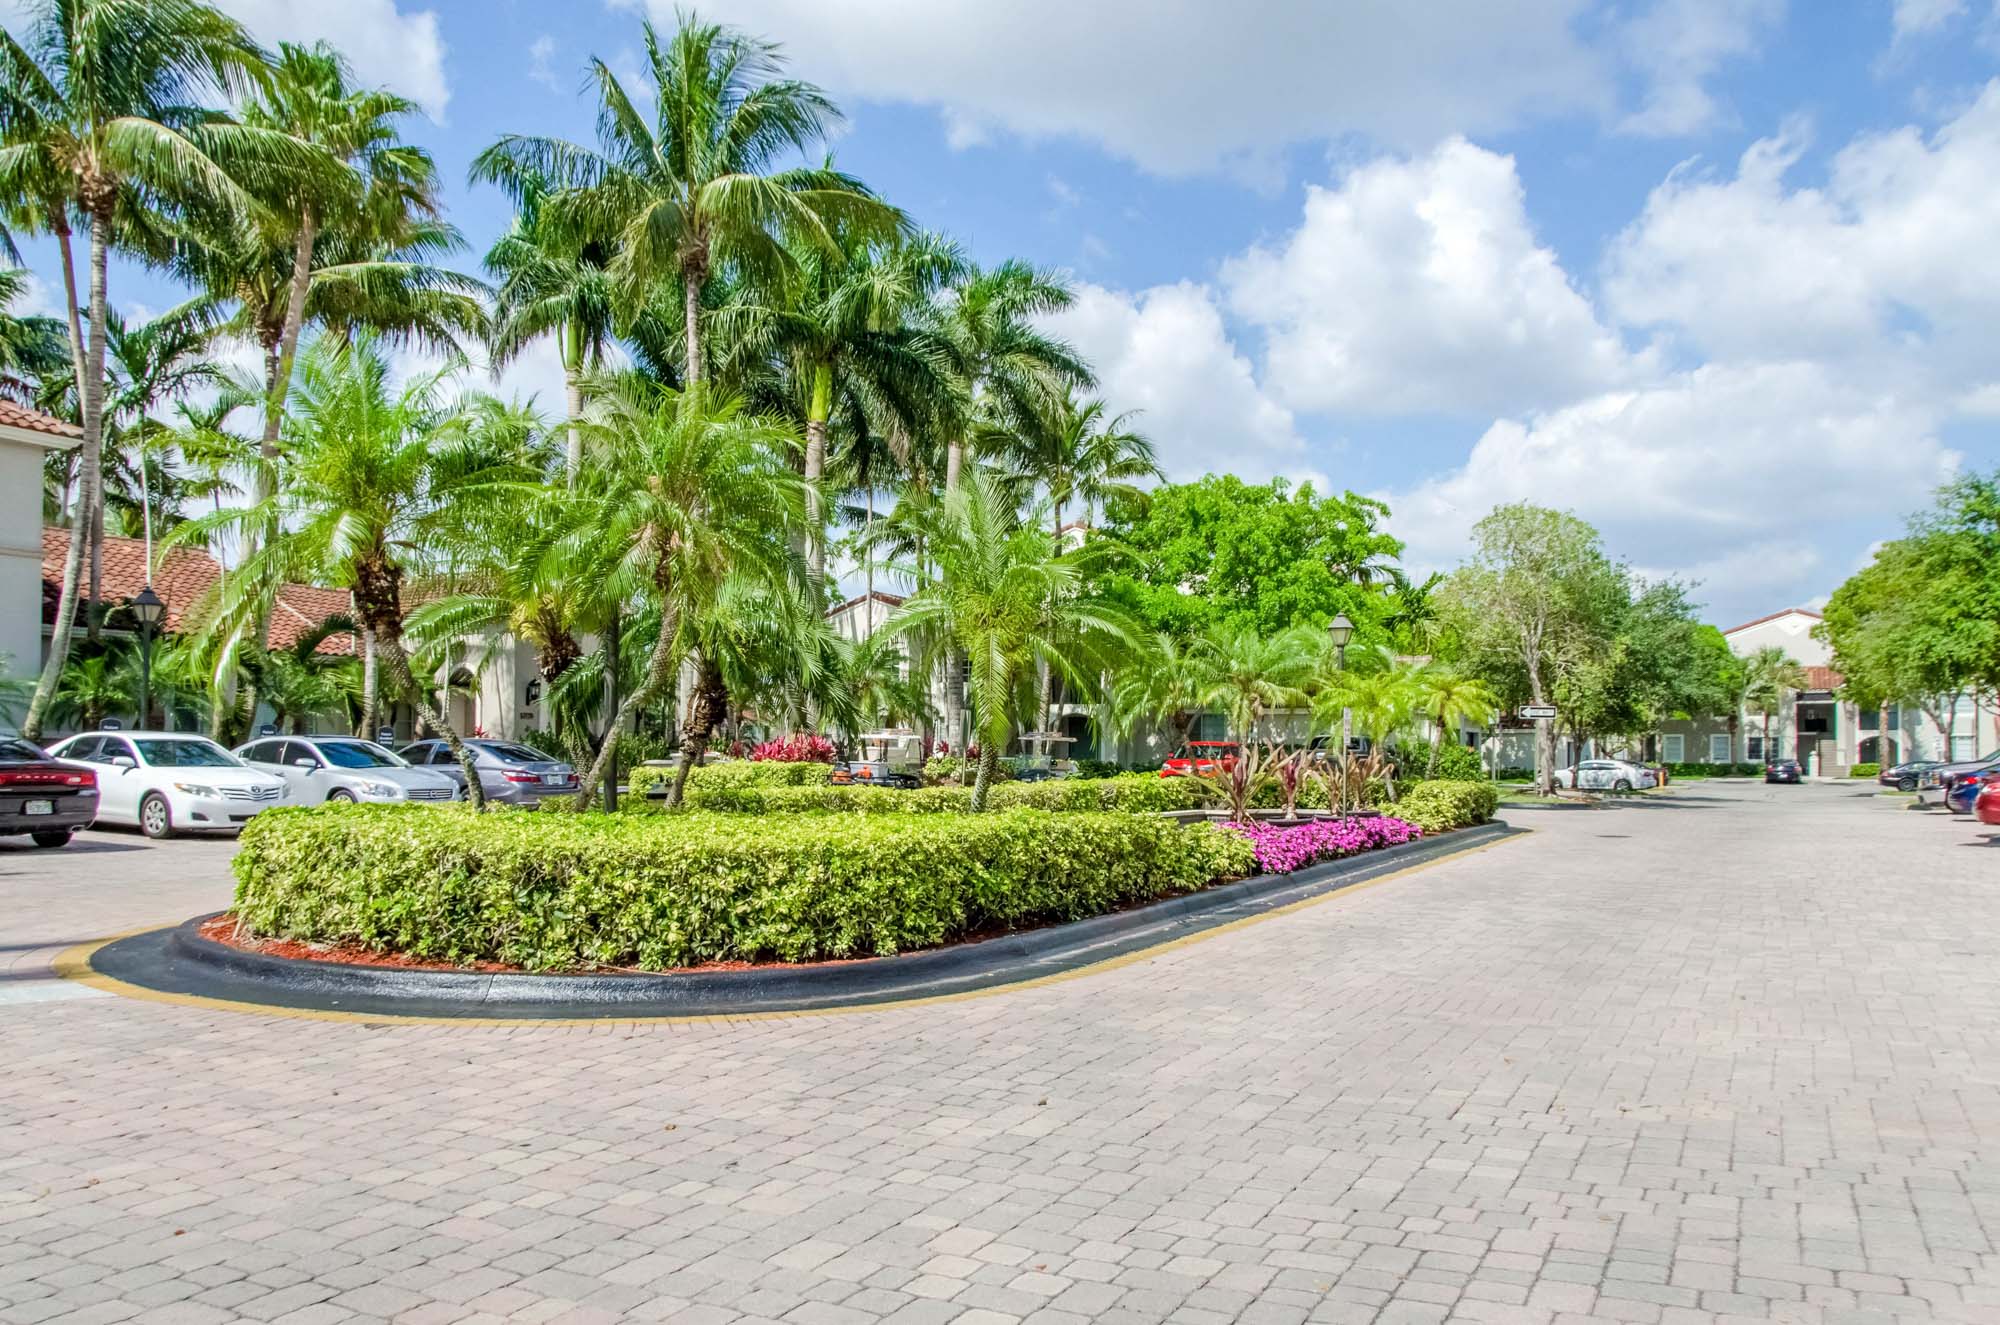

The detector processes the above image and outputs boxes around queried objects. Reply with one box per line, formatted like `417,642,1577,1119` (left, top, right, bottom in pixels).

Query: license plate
23,799,53,816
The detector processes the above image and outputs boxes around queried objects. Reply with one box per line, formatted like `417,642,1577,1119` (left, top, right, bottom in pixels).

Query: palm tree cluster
0,2,1184,812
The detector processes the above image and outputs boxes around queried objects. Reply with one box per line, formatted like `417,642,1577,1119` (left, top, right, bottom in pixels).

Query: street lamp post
1327,613,1353,811
131,585,165,730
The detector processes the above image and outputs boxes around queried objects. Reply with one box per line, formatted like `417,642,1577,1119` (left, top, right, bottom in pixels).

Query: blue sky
11,0,2000,625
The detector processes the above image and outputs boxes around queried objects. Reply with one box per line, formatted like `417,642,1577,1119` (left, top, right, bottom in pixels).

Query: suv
394,738,577,805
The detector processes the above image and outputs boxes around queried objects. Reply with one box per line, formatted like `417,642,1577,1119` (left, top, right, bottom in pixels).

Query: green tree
1414,666,1499,777
1008,394,1160,541
1110,631,1217,755
1,0,293,740
1202,622,1321,745
1742,646,1807,765
472,14,901,388
882,472,1138,809
51,649,132,730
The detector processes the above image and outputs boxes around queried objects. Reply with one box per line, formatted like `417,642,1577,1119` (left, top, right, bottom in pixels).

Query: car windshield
317,741,403,769
134,738,240,768
0,739,49,761
480,742,552,764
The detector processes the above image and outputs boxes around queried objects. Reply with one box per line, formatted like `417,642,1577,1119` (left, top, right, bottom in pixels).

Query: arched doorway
1858,735,1899,765
448,666,477,737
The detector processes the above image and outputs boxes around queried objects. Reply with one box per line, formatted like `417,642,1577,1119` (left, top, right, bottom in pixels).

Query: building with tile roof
2,404,80,682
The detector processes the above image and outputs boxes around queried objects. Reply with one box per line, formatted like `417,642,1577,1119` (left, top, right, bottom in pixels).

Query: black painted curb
90,819,1516,1020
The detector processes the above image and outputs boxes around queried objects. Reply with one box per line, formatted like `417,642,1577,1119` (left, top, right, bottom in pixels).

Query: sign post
1517,705,1558,793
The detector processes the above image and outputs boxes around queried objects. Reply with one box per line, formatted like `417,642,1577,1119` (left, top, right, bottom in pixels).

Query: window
277,741,316,768
1662,734,1685,763
1708,733,1730,763
317,741,400,769
60,736,102,761
101,737,137,764
133,738,236,767
1747,735,1765,760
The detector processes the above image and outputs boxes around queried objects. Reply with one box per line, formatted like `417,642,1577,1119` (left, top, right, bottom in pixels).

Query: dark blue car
1946,768,2000,814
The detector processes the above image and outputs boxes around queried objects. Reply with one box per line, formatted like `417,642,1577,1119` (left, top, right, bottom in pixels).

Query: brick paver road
4,783,1999,1325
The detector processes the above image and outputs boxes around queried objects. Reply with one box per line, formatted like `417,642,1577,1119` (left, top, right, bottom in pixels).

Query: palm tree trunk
1428,708,1445,778
357,617,378,738
375,630,485,810
805,360,832,591
945,439,964,491
266,208,318,460
563,350,584,483
52,218,86,404
572,601,682,808
23,216,110,741
971,737,999,812
87,472,103,643
865,485,876,602
663,654,726,808
681,263,703,386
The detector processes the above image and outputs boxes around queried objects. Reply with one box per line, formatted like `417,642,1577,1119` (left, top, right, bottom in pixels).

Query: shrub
1393,780,1500,833
750,733,837,763
626,759,836,797
1072,758,1122,779
1224,815,1422,873
923,754,1012,785
672,772,1206,816
1662,761,1764,779
231,805,1256,970
1848,762,1880,778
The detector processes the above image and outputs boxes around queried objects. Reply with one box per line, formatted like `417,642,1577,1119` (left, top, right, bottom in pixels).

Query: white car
44,731,288,838
1552,758,1658,791
234,735,460,805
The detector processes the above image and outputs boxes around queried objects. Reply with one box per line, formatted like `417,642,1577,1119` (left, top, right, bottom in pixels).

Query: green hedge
230,805,1255,970
1393,780,1500,833
1662,761,1763,779
673,772,1206,816
1848,762,1881,778
626,759,834,797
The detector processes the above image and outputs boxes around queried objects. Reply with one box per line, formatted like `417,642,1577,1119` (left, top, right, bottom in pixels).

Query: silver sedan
234,736,461,804
1552,759,1658,791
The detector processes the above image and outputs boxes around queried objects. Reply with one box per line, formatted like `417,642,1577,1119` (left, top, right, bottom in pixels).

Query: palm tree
0,0,300,741
103,301,221,580
881,472,1139,809
1109,630,1216,756
1414,666,1500,777
927,260,1092,491
1315,650,1424,800
1202,622,1321,745
721,229,962,588
51,649,132,730
836,629,935,742
0,266,68,400
175,332,537,805
1743,646,1807,765
558,375,807,807
483,174,617,479
1010,394,1160,541
471,14,903,387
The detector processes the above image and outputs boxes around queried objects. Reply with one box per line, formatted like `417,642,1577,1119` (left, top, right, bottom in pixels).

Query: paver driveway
3,784,1999,1325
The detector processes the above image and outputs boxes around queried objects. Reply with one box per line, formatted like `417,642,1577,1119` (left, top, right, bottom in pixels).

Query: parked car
0,736,99,847
1160,741,1239,778
1765,759,1803,784
394,738,577,805
1945,768,2000,815
43,731,287,838
234,736,459,805
1916,752,2000,808
1879,759,1943,793
1975,778,2000,826
1551,759,1657,791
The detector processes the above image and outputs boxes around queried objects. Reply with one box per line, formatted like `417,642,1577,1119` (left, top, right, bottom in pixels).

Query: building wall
0,441,48,684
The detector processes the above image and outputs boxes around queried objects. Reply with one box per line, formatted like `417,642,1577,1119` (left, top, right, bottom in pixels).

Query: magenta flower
1222,815,1422,873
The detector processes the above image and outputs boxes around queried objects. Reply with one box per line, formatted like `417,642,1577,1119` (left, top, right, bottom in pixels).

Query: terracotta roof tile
0,399,81,439
41,527,355,656
1801,665,1843,692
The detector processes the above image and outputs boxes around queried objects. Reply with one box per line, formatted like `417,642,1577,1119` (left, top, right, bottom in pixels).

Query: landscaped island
225,764,1500,973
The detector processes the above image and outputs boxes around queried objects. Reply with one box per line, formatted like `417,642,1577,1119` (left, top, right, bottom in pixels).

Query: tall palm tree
558,375,807,806
1010,394,1160,541
471,14,903,387
1110,630,1216,756
721,229,961,588
0,265,67,400
927,261,1092,493
1743,646,1807,765
103,300,221,576
881,472,1138,809
483,174,616,479
1414,665,1499,777
175,332,537,804
0,0,301,741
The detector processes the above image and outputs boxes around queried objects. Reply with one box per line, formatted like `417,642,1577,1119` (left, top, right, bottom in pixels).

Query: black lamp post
1327,611,1354,747
132,585,165,730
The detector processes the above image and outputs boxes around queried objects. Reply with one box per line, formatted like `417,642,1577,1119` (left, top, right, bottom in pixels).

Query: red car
1161,741,1239,778
1975,778,2000,826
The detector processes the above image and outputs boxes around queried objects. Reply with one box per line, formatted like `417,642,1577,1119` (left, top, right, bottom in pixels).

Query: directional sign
1517,704,1558,720
376,727,396,744
98,717,123,731
257,723,278,737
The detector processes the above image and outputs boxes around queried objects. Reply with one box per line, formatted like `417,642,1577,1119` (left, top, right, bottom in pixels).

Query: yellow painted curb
53,830,1523,1028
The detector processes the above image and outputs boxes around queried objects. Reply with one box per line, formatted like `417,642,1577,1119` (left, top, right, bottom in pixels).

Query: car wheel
1898,776,1917,791
139,793,175,840
29,829,72,848
326,788,356,804
1613,779,1632,792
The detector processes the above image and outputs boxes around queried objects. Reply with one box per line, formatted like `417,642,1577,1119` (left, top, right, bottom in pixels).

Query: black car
1765,759,1803,784
1879,759,1943,793
0,737,99,847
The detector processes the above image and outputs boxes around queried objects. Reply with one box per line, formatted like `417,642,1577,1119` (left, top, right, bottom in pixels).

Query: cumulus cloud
625,0,1616,173
211,0,449,119
1605,80,2000,387
1381,361,1961,609
1041,282,1306,485
1615,0,1784,137
1223,138,1644,416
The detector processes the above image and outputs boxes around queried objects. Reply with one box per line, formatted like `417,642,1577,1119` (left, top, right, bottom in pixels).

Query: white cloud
1892,0,1968,40
1382,361,1961,612
1615,0,1783,137
528,35,559,93
1223,138,1644,416
1041,281,1307,485
1605,81,2000,388
628,0,1616,173
214,0,449,120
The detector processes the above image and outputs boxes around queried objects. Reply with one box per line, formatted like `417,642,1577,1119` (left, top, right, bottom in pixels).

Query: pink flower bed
749,734,837,763
1223,814,1423,874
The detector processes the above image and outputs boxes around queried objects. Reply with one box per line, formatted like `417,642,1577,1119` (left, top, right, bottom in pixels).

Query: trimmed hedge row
1662,761,1764,778
1392,780,1500,833
625,759,834,797
1848,762,1881,778
672,772,1207,816
230,804,1255,971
